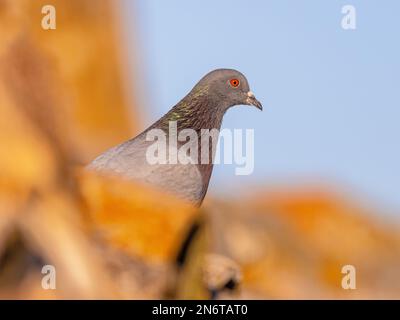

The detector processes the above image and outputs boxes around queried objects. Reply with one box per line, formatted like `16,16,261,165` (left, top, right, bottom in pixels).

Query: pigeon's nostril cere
247,91,255,98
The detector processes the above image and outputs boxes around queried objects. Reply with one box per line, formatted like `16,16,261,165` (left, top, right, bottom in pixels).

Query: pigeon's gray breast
87,133,204,204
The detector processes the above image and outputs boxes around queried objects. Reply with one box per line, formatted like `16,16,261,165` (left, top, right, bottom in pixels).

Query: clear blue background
121,1,400,217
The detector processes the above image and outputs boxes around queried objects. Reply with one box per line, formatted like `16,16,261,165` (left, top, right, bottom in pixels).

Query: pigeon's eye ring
229,78,240,88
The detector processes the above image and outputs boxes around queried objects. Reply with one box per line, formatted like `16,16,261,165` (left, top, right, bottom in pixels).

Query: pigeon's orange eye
229,78,240,88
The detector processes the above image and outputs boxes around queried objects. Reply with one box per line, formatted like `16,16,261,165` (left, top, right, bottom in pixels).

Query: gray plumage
87,69,262,206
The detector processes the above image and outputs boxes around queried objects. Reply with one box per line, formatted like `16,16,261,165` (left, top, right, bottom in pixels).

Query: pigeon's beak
246,91,263,110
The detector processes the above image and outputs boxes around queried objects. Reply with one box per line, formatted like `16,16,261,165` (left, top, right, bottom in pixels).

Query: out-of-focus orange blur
0,0,399,299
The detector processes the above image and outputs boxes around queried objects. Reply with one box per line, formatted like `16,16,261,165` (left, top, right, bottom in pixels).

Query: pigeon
87,69,262,207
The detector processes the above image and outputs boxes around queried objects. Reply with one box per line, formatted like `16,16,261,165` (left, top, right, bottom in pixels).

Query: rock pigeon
87,69,262,206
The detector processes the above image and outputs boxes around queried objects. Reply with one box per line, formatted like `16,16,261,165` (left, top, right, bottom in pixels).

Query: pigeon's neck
154,90,226,132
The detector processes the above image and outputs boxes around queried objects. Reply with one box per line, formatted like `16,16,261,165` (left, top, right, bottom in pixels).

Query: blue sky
121,1,400,217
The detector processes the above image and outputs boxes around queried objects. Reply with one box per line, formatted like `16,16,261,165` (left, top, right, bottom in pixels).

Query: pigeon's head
195,69,262,111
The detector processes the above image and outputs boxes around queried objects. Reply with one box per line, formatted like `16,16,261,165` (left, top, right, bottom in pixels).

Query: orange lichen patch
253,187,399,260
77,169,199,263
238,186,400,298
